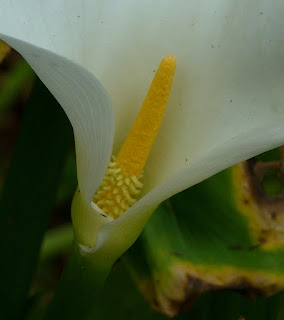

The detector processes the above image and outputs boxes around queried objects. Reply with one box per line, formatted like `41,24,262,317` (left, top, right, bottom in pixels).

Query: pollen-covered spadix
93,55,176,219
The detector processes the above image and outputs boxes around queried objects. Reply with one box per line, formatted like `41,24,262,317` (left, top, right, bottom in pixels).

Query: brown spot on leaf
7,217,14,226
258,237,266,244
248,244,260,251
228,244,244,250
171,251,184,257
243,198,250,205
271,211,277,220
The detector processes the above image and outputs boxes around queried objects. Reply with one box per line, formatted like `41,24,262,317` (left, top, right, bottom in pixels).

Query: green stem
44,242,114,319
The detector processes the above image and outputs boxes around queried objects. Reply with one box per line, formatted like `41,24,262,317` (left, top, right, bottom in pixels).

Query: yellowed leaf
0,40,11,63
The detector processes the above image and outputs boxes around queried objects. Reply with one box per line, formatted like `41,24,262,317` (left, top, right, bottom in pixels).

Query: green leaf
124,150,284,317
0,59,35,114
0,78,73,320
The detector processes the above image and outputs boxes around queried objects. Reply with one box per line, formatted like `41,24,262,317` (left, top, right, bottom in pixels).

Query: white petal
1,1,283,192
79,0,284,193
0,35,114,202
0,1,87,61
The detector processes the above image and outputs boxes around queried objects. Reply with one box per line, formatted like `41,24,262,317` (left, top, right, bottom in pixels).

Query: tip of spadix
115,54,177,178
162,55,177,68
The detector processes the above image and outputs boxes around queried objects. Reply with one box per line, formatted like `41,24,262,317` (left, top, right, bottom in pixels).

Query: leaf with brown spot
124,147,284,317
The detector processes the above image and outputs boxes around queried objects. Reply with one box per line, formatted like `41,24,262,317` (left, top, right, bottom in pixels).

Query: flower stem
44,242,114,319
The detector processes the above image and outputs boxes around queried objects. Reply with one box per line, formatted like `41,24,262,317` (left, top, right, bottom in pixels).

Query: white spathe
1,0,284,257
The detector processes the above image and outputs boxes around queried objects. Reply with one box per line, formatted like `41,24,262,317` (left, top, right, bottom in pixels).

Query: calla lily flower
1,1,284,261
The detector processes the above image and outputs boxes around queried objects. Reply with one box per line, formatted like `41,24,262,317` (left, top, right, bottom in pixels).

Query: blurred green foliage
0,77,73,319
0,60,34,115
